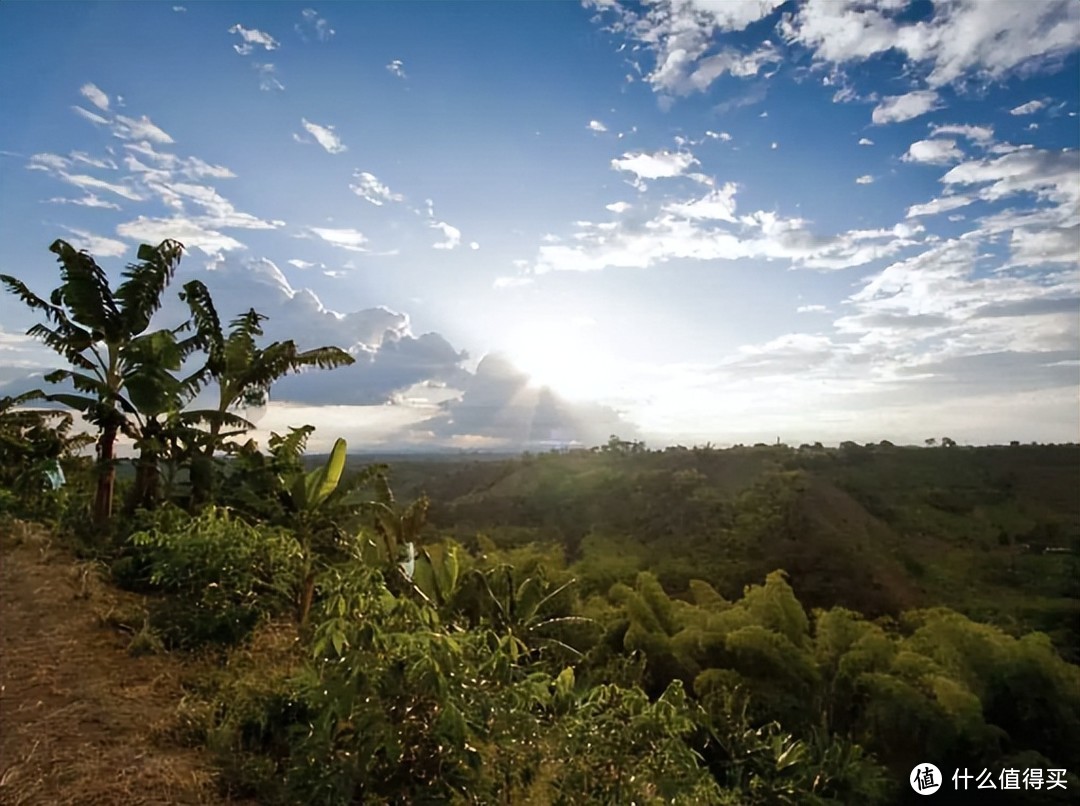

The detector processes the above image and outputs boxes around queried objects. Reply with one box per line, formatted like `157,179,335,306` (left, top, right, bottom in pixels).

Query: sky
0,0,1078,452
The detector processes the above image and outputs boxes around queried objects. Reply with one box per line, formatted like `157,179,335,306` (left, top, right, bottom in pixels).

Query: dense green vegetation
2,241,1078,803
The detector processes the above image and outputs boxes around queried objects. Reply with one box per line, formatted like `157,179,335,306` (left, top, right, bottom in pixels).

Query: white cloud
605,201,632,214
902,138,964,165
663,182,738,221
254,63,285,92
307,226,369,252
858,137,874,146
431,221,462,250
296,8,334,41
229,23,279,55
770,142,778,150
796,304,829,314
79,83,110,112
941,147,1079,204
929,123,994,144
288,259,320,270
72,105,110,126
295,118,347,154
62,227,127,258
46,193,122,210
1010,99,1046,116
172,5,186,11
588,120,608,132
469,241,480,250
112,114,175,144
116,216,246,255
595,0,786,96
872,90,940,125
905,195,976,218
782,0,1079,89
62,173,144,201
611,149,698,181
350,171,403,205
705,130,733,142
855,175,874,184
386,59,406,79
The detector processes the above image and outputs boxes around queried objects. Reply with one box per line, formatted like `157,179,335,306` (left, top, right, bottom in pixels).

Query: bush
124,507,300,649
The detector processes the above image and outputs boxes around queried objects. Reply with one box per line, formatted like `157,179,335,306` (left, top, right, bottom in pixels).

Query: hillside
374,443,1080,657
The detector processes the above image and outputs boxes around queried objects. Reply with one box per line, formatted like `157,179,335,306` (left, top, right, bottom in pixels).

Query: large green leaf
307,437,347,509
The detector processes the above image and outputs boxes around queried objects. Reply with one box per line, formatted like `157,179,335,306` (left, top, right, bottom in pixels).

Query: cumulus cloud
413,353,636,448
902,138,964,165
858,137,874,146
782,0,1078,88
587,120,608,132
386,60,406,79
430,221,462,250
229,23,279,55
296,8,334,41
871,91,940,125
295,118,347,154
350,171,403,205
605,201,632,214
611,149,698,183
592,0,786,96
662,182,738,221
855,175,874,184
79,83,110,112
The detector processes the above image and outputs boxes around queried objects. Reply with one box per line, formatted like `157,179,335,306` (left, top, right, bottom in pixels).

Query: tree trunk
127,450,160,514
299,571,316,629
93,422,118,527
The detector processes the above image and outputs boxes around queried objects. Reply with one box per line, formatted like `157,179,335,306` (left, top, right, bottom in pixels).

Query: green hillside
378,443,1080,659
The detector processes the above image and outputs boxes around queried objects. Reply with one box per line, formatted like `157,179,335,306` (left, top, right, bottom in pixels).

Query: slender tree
1,239,185,526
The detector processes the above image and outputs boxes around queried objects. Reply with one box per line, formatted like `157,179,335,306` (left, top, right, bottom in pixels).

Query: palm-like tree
179,280,355,500
1,239,185,526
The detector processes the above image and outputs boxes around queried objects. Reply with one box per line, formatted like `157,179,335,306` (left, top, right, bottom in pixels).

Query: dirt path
0,522,226,805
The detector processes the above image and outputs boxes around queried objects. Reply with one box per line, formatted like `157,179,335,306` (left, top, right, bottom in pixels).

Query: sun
502,322,609,402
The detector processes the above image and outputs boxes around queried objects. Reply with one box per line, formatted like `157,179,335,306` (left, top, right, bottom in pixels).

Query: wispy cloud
350,171,403,205
72,105,110,126
46,193,121,210
254,63,285,92
386,59,406,79
229,23,279,56
79,83,110,112
587,120,608,133
61,227,127,258
306,226,369,252
294,118,347,154
855,175,874,184
1010,99,1046,116
296,8,335,42
112,114,175,144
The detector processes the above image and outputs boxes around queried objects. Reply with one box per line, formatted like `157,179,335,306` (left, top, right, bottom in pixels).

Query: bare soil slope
0,522,226,806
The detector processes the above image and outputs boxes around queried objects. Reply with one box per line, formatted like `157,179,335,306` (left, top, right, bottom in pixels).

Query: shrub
125,507,300,648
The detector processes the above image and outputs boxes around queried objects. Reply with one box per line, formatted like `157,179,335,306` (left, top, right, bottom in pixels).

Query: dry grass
0,520,247,805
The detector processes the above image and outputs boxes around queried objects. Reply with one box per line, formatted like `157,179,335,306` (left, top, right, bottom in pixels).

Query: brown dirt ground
0,520,235,805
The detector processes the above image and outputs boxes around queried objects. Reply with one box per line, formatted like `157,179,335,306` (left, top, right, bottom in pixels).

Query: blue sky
1,0,1077,451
